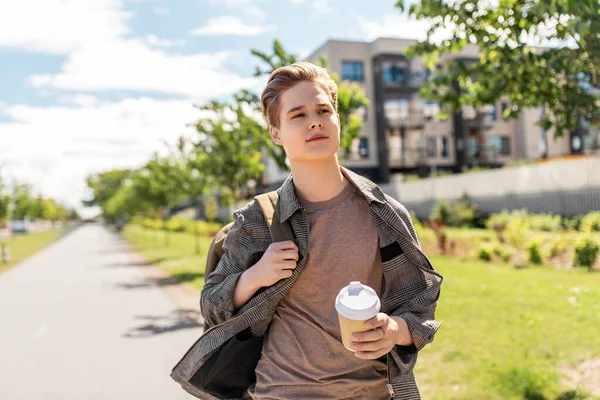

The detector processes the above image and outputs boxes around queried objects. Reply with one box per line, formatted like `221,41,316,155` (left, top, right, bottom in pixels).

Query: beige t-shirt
250,182,390,400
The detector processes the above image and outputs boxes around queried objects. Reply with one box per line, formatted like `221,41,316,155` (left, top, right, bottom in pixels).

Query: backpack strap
254,191,295,243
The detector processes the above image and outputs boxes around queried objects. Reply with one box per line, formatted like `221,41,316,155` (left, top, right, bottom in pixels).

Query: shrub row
130,215,224,237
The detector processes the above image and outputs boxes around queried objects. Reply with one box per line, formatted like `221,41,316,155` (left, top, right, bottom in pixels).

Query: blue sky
0,0,425,217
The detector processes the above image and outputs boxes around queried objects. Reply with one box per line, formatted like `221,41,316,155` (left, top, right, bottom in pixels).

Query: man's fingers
365,313,387,329
274,240,298,251
354,350,387,360
277,260,297,270
352,328,385,343
278,269,293,279
351,339,384,352
280,249,299,261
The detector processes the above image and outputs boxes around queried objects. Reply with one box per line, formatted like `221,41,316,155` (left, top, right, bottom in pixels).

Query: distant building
256,37,598,185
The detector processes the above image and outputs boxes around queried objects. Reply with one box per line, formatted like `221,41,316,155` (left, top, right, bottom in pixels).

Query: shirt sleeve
200,208,254,327
385,195,443,375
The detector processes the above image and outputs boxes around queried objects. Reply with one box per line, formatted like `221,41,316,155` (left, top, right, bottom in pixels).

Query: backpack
203,191,294,329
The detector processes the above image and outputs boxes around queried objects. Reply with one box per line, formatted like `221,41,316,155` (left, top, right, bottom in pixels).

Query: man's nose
310,120,324,129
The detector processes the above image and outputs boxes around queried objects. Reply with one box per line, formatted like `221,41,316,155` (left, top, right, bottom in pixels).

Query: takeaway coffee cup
335,281,381,352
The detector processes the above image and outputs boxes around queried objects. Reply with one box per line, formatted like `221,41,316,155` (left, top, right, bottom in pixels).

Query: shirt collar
277,166,386,223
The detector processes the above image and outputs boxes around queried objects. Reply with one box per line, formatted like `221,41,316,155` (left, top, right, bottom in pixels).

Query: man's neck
290,157,348,203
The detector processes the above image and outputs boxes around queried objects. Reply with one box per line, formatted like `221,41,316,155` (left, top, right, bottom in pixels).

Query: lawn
123,224,600,399
122,224,214,289
0,229,66,273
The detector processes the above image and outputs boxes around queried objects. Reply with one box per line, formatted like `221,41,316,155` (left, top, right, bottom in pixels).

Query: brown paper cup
337,313,372,352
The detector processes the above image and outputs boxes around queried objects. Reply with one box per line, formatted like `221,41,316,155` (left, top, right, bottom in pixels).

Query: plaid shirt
171,167,443,400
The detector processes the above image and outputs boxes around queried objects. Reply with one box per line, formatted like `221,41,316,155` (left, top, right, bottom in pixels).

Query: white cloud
58,94,103,107
0,98,202,217
190,16,276,36
246,6,267,19
26,38,258,99
0,0,131,54
290,0,333,15
145,34,185,47
358,14,430,42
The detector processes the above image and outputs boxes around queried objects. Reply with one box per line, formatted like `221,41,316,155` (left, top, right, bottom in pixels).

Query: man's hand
351,314,413,360
246,240,299,288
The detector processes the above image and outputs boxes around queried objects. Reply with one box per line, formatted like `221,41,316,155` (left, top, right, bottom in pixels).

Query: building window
501,102,508,119
341,61,364,82
383,60,409,84
489,104,497,121
424,67,431,83
427,137,437,158
441,136,449,158
358,137,369,158
490,136,511,155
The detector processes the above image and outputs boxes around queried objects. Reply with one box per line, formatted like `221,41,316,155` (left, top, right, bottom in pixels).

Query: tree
395,0,600,139
85,169,133,212
193,96,267,203
251,40,369,160
12,184,34,220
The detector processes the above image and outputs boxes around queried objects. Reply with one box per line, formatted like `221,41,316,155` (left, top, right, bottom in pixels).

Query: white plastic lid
335,281,381,320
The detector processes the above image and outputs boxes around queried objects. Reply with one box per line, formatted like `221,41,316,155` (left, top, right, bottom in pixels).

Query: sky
0,0,429,219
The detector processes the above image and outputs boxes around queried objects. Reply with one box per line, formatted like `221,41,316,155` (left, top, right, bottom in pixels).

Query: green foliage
395,0,600,139
452,193,479,228
563,215,583,231
574,238,599,270
431,200,453,226
204,196,218,222
580,211,600,233
477,241,514,263
477,242,494,262
549,238,572,258
194,97,267,201
85,169,132,208
527,213,563,232
136,217,223,237
527,237,544,265
0,195,11,224
486,209,530,247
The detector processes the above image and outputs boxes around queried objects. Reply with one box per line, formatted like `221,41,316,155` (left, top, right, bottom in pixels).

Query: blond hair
261,61,338,128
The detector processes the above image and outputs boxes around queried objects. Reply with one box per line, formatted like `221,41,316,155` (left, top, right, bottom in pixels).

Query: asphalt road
0,223,204,400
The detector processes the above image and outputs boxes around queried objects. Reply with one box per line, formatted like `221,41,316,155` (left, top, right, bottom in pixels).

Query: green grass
0,229,66,273
416,255,600,400
123,224,600,399
122,224,214,289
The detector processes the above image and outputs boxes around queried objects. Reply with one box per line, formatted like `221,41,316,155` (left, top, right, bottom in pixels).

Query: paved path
0,224,204,399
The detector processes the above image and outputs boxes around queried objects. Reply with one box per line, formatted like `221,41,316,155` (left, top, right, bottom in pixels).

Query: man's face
270,80,340,164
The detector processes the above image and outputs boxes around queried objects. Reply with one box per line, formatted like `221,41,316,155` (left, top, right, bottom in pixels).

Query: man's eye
318,109,330,114
293,113,304,119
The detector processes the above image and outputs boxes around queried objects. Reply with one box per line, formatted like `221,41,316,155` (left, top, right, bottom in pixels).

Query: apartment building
293,37,599,183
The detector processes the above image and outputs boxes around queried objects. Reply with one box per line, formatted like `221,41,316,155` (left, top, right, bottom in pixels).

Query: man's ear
270,126,283,145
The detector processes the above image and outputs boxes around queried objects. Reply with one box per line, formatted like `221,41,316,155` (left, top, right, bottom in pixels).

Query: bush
453,193,479,228
486,210,530,248
526,213,562,232
431,200,453,226
580,211,600,233
562,215,583,231
549,238,571,258
477,242,494,262
574,238,599,270
527,237,544,265
166,215,194,232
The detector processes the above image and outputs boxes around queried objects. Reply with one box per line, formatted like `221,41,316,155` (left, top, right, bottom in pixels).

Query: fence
380,156,600,218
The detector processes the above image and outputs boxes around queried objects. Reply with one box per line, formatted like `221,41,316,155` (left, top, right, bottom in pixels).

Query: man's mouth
307,134,328,142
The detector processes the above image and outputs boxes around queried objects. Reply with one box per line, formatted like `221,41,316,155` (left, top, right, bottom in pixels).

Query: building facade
300,37,599,183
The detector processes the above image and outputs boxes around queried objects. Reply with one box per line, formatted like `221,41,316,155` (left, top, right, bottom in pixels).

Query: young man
200,62,443,399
